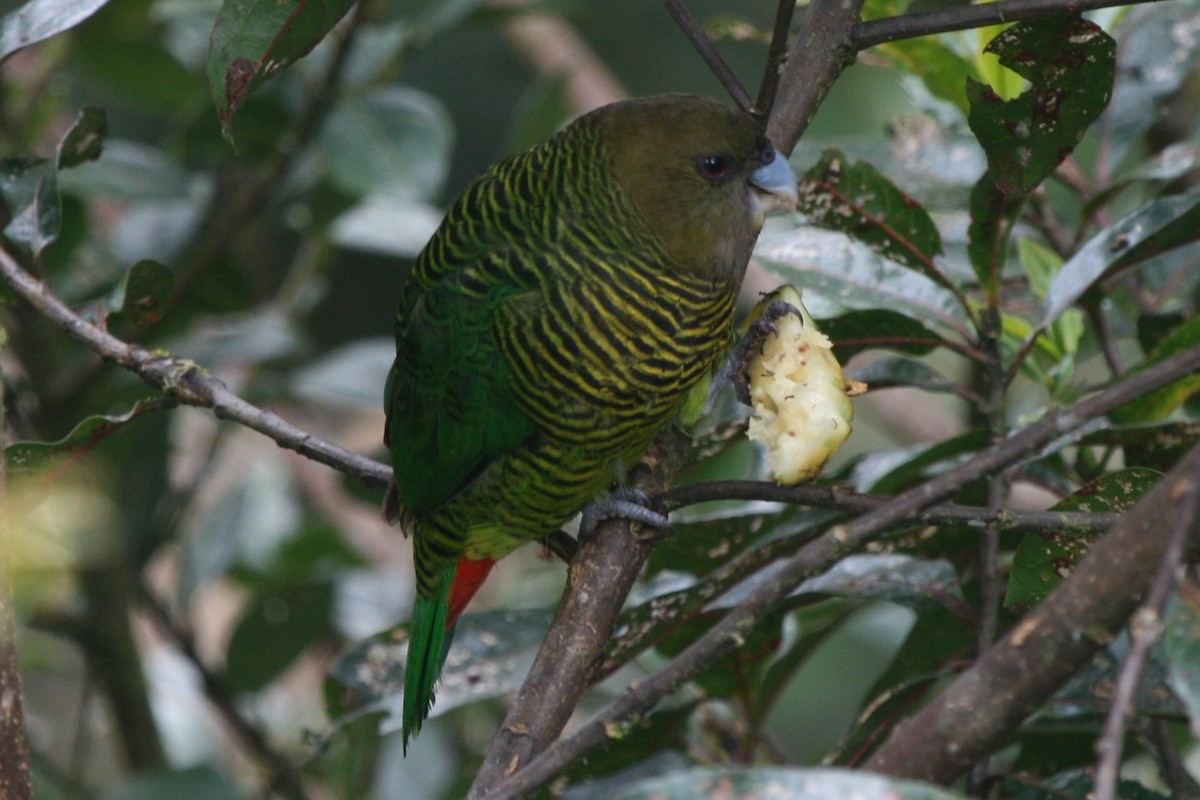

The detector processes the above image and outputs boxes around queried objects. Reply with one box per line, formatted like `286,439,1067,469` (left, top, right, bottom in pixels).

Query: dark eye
698,155,731,180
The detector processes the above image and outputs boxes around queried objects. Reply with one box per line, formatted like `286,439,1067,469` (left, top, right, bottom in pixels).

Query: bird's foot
722,298,803,406
579,488,671,542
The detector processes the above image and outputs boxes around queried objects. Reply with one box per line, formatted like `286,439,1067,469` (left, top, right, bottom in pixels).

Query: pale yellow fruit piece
746,286,856,484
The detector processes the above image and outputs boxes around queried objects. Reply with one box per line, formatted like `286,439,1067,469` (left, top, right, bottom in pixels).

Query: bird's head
593,94,798,283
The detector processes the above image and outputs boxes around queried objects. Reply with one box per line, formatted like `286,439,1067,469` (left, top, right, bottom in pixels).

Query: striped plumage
384,94,797,749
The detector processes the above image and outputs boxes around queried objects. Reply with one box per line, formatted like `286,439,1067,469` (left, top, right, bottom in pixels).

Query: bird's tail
402,557,497,752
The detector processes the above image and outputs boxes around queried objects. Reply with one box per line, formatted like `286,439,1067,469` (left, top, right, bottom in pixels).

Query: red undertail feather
446,557,496,629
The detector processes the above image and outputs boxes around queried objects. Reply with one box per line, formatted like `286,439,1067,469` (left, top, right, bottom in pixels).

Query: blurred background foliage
2,0,1200,798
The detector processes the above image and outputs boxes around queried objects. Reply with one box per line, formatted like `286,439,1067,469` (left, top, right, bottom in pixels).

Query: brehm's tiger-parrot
384,93,798,749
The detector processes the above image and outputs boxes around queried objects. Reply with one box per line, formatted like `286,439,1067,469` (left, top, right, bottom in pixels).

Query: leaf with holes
820,308,951,363
967,15,1115,196
1006,468,1161,609
797,150,947,292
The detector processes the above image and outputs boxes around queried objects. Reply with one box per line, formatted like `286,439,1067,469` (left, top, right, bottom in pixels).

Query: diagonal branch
867,441,1200,784
662,0,754,111
852,0,1168,50
477,343,1200,800
0,246,391,489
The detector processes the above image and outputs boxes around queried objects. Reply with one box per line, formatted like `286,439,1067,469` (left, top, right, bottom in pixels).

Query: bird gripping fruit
384,94,798,749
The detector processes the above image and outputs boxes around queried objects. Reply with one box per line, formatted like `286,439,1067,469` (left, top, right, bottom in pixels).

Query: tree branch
658,481,1120,535
1093,479,1198,800
137,587,316,800
866,441,1200,784
0,247,391,489
851,0,1168,50
765,0,865,154
662,0,754,112
479,346,1200,799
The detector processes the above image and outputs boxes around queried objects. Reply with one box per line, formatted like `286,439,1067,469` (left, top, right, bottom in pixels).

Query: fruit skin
745,285,856,484
383,93,799,749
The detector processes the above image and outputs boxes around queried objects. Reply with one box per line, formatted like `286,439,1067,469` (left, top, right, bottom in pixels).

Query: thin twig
662,0,754,112
765,0,865,154
138,586,317,800
1093,483,1199,800
852,0,1168,50
481,347,1200,800
658,481,1120,535
0,247,392,489
756,0,798,116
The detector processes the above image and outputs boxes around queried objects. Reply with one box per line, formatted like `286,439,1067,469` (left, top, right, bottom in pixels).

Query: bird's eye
759,143,776,166
698,155,731,180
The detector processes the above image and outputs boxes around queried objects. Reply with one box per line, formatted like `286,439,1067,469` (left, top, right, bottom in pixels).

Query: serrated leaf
846,356,957,395
611,767,968,800
0,0,111,62
225,580,334,693
967,15,1115,196
207,0,357,141
820,308,949,361
1030,187,1200,346
327,609,553,729
797,151,948,291
4,398,168,476
108,259,174,327
1006,468,1161,608
755,226,973,339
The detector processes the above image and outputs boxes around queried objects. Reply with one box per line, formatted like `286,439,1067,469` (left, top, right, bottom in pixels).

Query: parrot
383,93,798,750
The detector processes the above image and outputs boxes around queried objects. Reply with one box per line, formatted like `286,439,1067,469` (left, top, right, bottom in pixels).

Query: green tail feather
402,564,455,752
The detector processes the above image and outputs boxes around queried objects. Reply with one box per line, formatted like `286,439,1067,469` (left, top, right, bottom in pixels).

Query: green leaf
875,36,973,115
1003,767,1171,800
861,429,991,495
207,0,358,142
0,155,58,255
1111,316,1200,423
756,226,974,339
1006,468,1161,609
225,580,334,693
1031,187,1200,345
327,609,553,728
1106,0,1200,169
0,0,111,62
611,767,969,800
796,554,970,616
1165,590,1200,738
318,86,453,201
108,259,174,328
819,309,948,362
797,150,947,290
4,398,168,476
111,766,244,800
1081,422,1200,472
966,16,1115,196
965,171,1023,295
0,105,106,256
846,356,957,395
